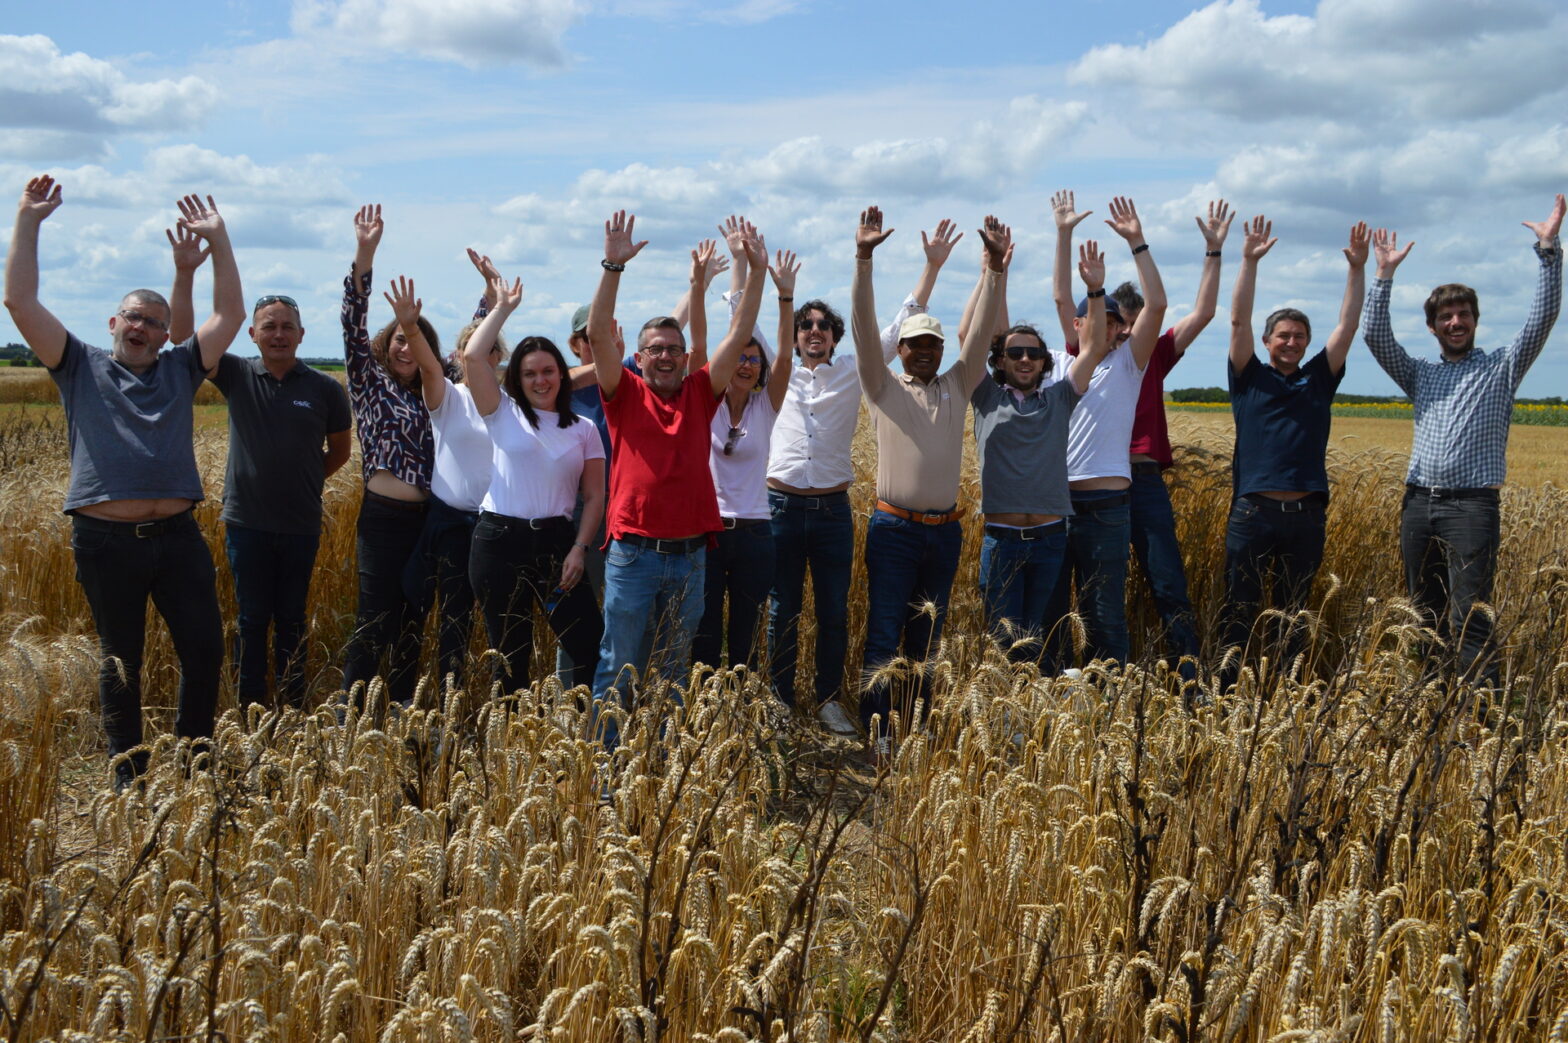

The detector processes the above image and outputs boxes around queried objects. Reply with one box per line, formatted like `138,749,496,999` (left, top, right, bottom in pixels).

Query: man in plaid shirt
1363,194,1564,683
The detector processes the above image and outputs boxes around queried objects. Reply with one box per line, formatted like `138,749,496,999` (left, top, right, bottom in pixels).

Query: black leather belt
480,510,571,532
1405,484,1498,501
721,517,769,530
74,508,194,539
1070,492,1130,511
772,490,849,510
1243,492,1326,513
619,533,707,554
1130,460,1163,476
984,521,1065,542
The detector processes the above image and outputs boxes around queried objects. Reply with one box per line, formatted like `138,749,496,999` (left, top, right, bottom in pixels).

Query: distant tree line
1170,384,1563,406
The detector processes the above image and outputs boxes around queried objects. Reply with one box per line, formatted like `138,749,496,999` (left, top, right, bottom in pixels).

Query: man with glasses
4,177,244,789
587,213,768,745
168,254,352,712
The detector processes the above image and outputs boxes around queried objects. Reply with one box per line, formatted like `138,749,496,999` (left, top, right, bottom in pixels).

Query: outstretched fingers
1078,239,1105,287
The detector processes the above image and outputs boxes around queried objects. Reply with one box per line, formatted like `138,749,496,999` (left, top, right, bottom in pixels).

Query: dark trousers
695,520,776,672
1400,487,1500,683
409,495,480,687
469,512,602,691
1221,495,1326,674
71,511,223,771
860,509,962,727
224,523,320,710
1047,490,1133,667
767,490,854,707
343,491,427,705
1129,468,1200,668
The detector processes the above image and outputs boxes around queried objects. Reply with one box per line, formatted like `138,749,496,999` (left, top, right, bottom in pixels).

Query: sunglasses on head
254,294,300,314
798,318,833,332
1003,345,1048,361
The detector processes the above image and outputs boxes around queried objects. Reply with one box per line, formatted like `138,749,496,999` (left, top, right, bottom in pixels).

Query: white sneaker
816,700,858,737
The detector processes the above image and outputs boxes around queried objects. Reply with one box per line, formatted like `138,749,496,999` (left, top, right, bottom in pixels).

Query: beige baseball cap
898,314,945,342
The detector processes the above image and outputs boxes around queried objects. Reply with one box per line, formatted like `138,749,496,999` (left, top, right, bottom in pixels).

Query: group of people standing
4,174,1561,785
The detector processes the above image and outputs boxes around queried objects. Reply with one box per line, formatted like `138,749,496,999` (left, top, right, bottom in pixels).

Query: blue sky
3,0,1565,395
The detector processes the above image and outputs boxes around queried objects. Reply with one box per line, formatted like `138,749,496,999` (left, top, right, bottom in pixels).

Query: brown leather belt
875,499,964,526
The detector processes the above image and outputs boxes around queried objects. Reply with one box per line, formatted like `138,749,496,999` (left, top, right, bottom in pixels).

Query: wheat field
3,400,1568,1041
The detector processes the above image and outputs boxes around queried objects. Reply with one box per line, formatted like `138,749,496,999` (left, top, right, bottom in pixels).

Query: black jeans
407,495,480,688
225,523,320,709
468,512,603,691
1400,487,1501,683
71,511,223,771
1221,494,1326,675
343,491,427,705
694,520,776,672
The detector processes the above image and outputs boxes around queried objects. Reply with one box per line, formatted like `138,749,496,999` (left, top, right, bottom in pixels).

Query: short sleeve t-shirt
429,380,493,512
1065,346,1147,484
602,369,722,540
211,355,351,534
1066,329,1178,465
50,333,207,512
482,397,605,520
709,391,778,520
971,377,1080,516
1228,350,1344,497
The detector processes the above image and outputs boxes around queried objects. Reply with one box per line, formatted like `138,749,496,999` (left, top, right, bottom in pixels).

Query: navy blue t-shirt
1228,350,1343,497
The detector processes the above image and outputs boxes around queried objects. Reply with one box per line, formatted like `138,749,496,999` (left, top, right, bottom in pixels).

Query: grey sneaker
816,700,858,737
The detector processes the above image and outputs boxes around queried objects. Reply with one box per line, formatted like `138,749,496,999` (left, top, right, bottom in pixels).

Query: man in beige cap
852,205,1008,740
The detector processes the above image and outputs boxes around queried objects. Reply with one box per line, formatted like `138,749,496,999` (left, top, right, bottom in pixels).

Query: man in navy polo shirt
1223,216,1369,675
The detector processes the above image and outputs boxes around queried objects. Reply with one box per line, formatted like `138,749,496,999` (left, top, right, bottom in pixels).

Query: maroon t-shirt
1066,327,1179,468
602,368,722,540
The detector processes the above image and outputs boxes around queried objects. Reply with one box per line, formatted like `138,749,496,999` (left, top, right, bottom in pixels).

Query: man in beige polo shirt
853,205,1007,739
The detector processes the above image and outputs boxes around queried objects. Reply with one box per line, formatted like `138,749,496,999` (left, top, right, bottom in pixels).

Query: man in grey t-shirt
4,176,244,790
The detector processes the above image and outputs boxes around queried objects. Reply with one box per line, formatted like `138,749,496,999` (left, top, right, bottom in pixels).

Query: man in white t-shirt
1045,193,1167,668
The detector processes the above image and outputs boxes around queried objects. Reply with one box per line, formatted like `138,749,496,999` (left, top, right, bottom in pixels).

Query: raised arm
852,205,897,399
956,216,1009,394
1172,199,1234,354
4,177,69,368
384,276,445,412
766,249,800,412
1104,196,1167,370
1050,189,1093,345
343,205,382,381
1362,227,1417,395
177,195,243,371
1065,241,1108,394
1323,222,1370,375
1507,193,1566,386
671,231,730,333
911,219,962,308
166,224,209,344
1229,215,1277,373
708,232,767,396
352,203,382,288
958,239,1013,344
589,210,647,401
463,273,522,417
688,240,713,376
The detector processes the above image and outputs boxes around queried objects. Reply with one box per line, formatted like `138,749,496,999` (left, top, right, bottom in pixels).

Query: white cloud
290,0,582,68
704,0,798,25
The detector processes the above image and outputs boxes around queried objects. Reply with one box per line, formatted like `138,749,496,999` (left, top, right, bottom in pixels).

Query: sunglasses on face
1003,345,1049,361
737,353,763,365
798,318,833,332
722,425,745,456
118,310,169,332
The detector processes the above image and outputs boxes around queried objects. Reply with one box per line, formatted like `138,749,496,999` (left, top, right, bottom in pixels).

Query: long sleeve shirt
1363,239,1562,488
342,267,433,489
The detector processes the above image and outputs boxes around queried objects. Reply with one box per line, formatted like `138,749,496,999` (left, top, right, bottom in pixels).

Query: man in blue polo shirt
1223,216,1369,676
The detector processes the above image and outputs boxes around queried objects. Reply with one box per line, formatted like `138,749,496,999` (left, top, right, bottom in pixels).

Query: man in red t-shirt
1061,198,1234,680
588,211,768,730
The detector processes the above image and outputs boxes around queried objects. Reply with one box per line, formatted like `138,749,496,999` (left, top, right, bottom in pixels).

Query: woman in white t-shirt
462,274,606,690
693,250,798,672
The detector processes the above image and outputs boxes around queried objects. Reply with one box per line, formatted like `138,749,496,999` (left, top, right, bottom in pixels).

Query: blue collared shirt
1363,239,1562,488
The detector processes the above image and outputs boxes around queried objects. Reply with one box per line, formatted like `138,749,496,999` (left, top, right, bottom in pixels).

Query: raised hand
1372,228,1412,273
1344,221,1370,268
355,204,384,251
175,194,225,241
18,176,63,222
718,214,754,259
978,215,1011,270
856,206,894,256
769,249,800,297
167,224,210,272
1522,193,1566,245
1242,215,1278,262
488,274,523,313
703,252,731,290
1198,199,1235,249
603,210,648,267
691,239,717,284
921,219,964,267
1104,196,1144,244
467,247,501,301
382,275,422,327
741,226,768,271
1051,189,1092,231
1078,240,1105,290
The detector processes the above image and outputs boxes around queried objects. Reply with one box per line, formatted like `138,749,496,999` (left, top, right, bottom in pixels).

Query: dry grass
2,406,1568,1040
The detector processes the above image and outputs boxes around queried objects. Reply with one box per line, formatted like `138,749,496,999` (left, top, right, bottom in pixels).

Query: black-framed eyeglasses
642,344,686,358
798,318,832,332
254,294,300,314
117,310,169,332
1003,345,1049,361
722,426,744,455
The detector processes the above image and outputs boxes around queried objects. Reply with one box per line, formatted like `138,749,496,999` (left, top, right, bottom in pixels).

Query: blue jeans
71,511,223,776
1221,494,1326,672
767,490,854,706
695,521,776,671
593,538,707,741
860,510,962,727
980,522,1068,666
225,523,320,710
1047,490,1132,667
1399,487,1500,683
1129,469,1199,668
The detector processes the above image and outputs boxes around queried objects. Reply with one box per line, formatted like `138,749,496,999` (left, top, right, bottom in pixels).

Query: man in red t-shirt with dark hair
587,211,768,727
